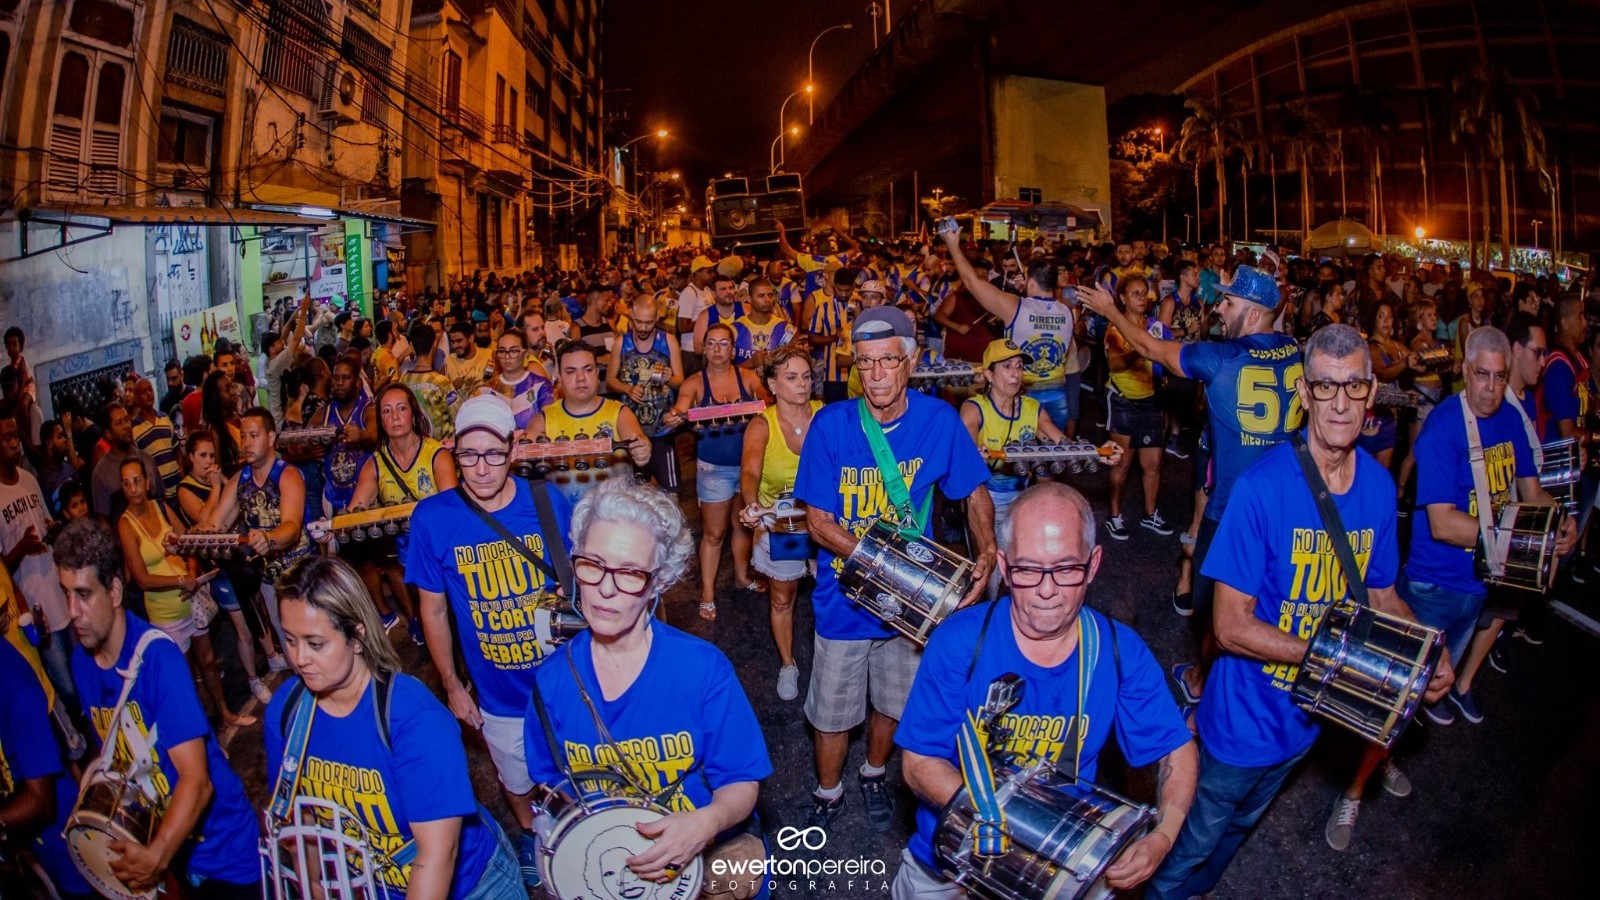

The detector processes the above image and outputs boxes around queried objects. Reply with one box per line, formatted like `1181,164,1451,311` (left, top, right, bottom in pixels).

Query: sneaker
1105,516,1130,541
1165,440,1190,459
249,678,273,704
1324,796,1361,851
1380,761,1412,798
1422,699,1455,726
1488,646,1508,674
1140,512,1175,536
381,611,400,631
805,790,846,830
1179,530,1197,547
408,617,427,647
1171,663,1203,706
1512,626,1544,646
1447,688,1484,724
1173,591,1194,617
266,654,289,673
514,830,541,891
859,772,896,833
776,665,800,701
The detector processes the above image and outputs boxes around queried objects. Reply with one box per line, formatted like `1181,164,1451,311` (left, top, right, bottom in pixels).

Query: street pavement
217,422,1598,899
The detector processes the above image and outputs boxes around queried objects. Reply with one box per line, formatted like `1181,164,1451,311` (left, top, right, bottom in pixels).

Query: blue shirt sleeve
793,407,842,513
1178,340,1224,383
1412,409,1461,509
1109,624,1193,769
390,677,478,822
0,644,61,782
1543,358,1579,425
263,684,291,783
1365,458,1400,590
1199,475,1269,596
695,651,773,789
893,616,971,759
404,495,447,592
933,403,991,502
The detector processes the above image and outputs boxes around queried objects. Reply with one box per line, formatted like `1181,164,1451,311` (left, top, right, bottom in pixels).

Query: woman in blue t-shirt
265,556,521,900
524,478,772,893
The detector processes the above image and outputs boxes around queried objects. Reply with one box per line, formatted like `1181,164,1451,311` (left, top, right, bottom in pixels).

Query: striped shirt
131,413,182,502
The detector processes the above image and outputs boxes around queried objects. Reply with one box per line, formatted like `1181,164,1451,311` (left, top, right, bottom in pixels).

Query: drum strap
1289,433,1371,610
455,483,575,599
89,629,173,787
1507,392,1546,468
1460,397,1510,577
857,399,932,537
956,711,1009,859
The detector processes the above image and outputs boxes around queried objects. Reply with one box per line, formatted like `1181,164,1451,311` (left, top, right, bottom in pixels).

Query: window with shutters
48,46,128,201
511,204,522,267
262,0,327,99
442,50,462,118
341,21,391,126
490,196,503,269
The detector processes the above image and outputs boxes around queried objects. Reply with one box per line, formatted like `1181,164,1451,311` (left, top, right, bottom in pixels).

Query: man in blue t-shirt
1150,326,1453,898
405,394,572,892
1082,267,1304,701
893,482,1195,898
53,519,261,897
794,306,994,835
1539,294,1589,446
1404,326,1574,728
0,639,92,899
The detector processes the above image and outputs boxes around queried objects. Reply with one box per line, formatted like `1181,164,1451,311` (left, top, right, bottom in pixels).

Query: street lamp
771,125,801,174
778,90,805,168
807,23,855,125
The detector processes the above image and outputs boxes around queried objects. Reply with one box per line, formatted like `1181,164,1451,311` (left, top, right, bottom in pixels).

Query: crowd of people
0,220,1595,899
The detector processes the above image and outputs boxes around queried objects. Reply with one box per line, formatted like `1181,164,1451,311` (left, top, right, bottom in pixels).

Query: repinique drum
934,760,1155,900
1291,597,1443,749
533,788,703,900
66,770,163,900
1474,502,1564,594
1538,438,1581,515
261,796,399,900
839,518,976,646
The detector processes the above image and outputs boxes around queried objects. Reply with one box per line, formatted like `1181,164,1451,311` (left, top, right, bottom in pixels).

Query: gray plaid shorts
803,633,921,732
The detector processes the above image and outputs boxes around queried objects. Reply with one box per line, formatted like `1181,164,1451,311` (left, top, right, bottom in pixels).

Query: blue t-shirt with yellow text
405,480,572,717
794,392,990,640
0,641,91,894
265,675,496,898
1407,393,1536,595
1180,333,1304,519
1198,442,1398,767
895,603,1189,869
522,621,771,812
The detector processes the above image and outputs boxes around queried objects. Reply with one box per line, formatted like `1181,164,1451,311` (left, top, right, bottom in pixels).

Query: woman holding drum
738,344,822,702
523,478,771,900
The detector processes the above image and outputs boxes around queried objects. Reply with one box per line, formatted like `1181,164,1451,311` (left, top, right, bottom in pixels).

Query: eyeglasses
1305,379,1373,402
855,354,907,372
572,554,654,596
704,339,733,349
454,449,510,467
1007,562,1092,589
496,347,525,356
1467,366,1510,385
1520,345,1549,359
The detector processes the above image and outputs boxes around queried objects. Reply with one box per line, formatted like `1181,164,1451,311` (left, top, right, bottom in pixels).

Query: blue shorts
1028,385,1071,431
208,570,241,612
696,460,742,504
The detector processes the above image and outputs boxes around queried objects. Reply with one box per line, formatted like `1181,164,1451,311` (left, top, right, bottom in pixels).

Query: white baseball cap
454,394,516,441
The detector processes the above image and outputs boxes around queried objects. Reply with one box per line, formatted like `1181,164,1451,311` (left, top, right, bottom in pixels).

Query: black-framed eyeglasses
855,354,907,372
572,554,654,596
1007,562,1092,589
1305,379,1373,402
454,449,510,467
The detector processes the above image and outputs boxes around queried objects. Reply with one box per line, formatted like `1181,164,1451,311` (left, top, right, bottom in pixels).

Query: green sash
857,398,932,538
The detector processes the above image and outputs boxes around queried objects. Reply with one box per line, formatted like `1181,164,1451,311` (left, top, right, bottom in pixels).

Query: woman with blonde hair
264,555,522,899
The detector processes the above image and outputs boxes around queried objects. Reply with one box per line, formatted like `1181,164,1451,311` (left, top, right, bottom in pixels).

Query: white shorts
480,709,535,795
153,616,200,653
752,531,808,582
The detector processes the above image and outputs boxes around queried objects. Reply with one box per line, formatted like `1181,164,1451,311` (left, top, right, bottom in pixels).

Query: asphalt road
213,421,1598,899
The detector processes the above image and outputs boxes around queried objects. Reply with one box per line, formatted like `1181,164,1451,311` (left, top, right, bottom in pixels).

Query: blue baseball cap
1221,265,1279,308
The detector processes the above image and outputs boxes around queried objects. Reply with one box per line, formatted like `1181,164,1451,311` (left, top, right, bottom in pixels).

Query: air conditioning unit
319,61,362,125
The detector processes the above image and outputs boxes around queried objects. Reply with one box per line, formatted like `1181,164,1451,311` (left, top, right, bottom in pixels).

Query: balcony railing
441,103,486,136
491,124,522,146
165,17,229,98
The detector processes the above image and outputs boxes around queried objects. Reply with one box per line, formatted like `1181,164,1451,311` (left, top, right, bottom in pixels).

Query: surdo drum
839,519,976,646
531,785,703,900
1291,597,1444,749
934,759,1156,900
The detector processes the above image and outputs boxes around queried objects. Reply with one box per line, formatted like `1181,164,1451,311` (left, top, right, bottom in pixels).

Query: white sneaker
250,678,273,704
777,666,800,701
1325,796,1360,851
1381,761,1412,798
266,654,289,673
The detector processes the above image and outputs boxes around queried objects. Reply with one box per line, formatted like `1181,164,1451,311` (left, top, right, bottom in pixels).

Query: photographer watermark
704,826,890,895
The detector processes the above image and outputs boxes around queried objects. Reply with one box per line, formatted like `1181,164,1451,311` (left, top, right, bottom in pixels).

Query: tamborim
934,760,1155,900
1538,438,1581,515
532,787,703,900
1474,502,1564,594
1291,597,1443,749
66,769,164,900
839,519,976,646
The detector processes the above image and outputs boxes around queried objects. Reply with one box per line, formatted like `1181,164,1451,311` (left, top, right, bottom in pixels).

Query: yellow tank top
376,438,446,505
544,398,625,440
757,402,822,507
969,393,1041,466
120,507,191,625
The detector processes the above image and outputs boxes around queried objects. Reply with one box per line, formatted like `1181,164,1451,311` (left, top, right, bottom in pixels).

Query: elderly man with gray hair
894,480,1197,898
1148,324,1454,895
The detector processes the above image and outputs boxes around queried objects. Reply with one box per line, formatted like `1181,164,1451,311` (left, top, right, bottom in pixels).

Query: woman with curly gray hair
521,478,773,897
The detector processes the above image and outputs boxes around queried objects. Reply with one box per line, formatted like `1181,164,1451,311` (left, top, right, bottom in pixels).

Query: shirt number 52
1236,363,1305,436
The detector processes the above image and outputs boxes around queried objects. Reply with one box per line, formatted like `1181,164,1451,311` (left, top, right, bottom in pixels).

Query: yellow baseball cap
690,255,716,272
982,339,1032,370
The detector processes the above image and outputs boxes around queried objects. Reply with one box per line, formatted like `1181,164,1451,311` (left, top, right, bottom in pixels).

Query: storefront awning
21,204,344,228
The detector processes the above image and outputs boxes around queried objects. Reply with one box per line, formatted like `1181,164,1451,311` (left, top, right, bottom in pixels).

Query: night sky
605,0,878,192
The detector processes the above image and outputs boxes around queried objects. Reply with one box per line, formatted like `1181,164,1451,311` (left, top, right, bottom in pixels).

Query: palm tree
1446,63,1548,270
1176,97,1248,243
1335,87,1400,234
1268,101,1337,248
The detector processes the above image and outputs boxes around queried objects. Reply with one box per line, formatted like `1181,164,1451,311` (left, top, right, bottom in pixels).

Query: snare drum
1291,597,1443,749
1474,502,1564,594
934,760,1155,900
839,519,976,646
66,770,164,900
1538,438,1581,515
533,788,703,900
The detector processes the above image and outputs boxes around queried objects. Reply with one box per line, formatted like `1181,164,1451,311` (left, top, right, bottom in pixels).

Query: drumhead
541,802,704,900
68,821,157,900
